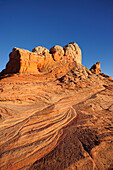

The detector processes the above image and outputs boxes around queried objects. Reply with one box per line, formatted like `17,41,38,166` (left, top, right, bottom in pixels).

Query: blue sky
0,0,113,77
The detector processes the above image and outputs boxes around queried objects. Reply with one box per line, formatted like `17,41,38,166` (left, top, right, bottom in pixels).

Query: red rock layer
0,43,113,169
1,42,82,75
0,61,113,169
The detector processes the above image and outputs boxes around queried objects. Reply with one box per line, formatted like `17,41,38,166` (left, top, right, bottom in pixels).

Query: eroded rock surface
90,62,112,80
63,42,81,64
0,44,113,170
90,62,101,74
1,42,82,75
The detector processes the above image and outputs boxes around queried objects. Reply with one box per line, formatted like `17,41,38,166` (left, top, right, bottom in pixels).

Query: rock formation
90,62,112,80
0,43,113,170
90,62,101,74
1,42,82,75
63,42,81,64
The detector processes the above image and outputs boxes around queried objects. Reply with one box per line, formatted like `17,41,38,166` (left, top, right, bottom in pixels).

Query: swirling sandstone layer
0,44,113,170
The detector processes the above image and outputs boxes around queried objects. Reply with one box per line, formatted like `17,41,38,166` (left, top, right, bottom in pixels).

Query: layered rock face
1,42,82,74
0,64,113,170
0,43,113,170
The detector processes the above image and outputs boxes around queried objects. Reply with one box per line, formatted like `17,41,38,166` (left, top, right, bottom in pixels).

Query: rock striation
0,43,113,170
0,67,113,170
1,42,82,75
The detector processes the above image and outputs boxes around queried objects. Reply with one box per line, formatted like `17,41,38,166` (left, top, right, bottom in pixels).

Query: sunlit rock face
63,42,82,64
90,62,101,74
0,63,113,169
90,62,112,80
0,43,113,170
1,42,82,74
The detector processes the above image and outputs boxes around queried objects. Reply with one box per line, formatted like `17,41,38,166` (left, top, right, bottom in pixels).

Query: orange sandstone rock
32,46,49,54
90,62,112,80
90,62,101,74
1,42,82,75
0,47,113,169
63,42,82,64
50,45,64,61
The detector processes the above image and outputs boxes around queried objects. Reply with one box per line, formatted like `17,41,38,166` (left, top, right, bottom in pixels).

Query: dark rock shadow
29,115,101,170
0,74,15,80
30,127,86,170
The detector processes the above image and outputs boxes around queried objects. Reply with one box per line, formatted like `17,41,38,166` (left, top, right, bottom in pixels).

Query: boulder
32,46,49,55
63,42,82,64
50,45,64,61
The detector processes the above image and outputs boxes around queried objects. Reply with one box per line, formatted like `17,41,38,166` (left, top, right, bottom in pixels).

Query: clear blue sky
0,0,113,77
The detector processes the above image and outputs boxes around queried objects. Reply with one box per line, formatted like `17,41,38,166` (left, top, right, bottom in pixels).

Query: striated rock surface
0,44,113,170
1,42,82,75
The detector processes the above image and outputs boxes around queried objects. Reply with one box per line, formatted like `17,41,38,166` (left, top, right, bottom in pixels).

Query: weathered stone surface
0,42,82,75
32,46,49,54
100,73,112,80
0,65,113,169
0,43,113,170
50,45,64,61
90,62,112,80
90,62,101,74
63,42,82,64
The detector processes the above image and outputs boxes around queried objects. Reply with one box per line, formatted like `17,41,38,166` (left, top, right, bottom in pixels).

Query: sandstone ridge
1,42,82,75
0,43,113,170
